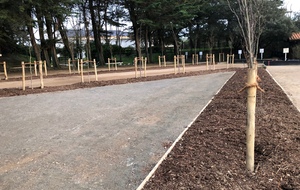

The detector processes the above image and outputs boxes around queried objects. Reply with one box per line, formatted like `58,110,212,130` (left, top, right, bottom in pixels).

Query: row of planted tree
0,54,236,90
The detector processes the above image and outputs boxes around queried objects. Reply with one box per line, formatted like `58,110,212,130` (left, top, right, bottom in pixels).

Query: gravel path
267,66,300,111
0,72,234,190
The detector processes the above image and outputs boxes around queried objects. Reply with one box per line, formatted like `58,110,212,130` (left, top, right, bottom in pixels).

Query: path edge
136,71,236,190
266,69,300,112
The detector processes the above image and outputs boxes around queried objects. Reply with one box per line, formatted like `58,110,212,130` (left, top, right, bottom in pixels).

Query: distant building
289,32,300,59
289,32,300,41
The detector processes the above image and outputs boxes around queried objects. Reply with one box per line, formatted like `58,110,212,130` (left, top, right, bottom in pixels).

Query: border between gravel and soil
136,71,236,190
266,69,300,112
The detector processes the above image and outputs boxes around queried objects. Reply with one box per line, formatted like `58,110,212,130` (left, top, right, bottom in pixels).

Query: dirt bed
143,68,300,190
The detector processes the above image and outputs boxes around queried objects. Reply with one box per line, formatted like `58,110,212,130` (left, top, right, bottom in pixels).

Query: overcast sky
285,0,300,12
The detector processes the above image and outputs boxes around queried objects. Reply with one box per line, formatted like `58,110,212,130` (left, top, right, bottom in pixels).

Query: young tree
227,0,265,172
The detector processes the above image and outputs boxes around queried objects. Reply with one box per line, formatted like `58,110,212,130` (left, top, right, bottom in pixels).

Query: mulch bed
142,68,300,189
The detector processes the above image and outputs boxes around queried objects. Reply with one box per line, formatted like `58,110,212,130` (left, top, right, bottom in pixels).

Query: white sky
284,0,300,12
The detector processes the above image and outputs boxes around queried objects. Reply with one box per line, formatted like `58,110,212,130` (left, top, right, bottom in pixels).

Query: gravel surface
0,72,234,190
267,65,300,111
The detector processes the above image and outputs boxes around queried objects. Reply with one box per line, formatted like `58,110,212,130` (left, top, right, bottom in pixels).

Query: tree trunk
25,6,41,61
36,9,51,64
82,3,91,61
246,67,257,172
125,1,141,58
27,23,41,61
57,17,75,65
89,0,105,65
145,27,149,63
149,31,153,63
171,29,179,55
45,15,60,68
134,26,142,58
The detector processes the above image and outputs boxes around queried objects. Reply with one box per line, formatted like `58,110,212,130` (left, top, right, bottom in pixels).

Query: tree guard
206,54,215,70
108,57,118,71
219,53,225,63
227,54,235,69
158,55,166,67
79,59,98,83
174,55,185,74
21,61,44,90
192,54,199,65
134,57,147,78
68,58,80,74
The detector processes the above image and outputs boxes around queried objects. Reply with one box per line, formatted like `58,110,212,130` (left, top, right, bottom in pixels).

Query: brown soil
143,68,300,189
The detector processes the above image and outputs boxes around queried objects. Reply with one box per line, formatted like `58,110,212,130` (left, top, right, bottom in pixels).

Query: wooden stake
192,54,194,65
141,57,144,69
3,61,8,80
206,54,209,70
226,54,229,69
22,62,25,91
134,57,137,78
144,57,147,77
94,59,98,81
68,58,71,74
43,60,47,76
108,58,111,71
158,56,161,67
34,61,38,76
174,56,177,74
177,55,180,73
182,55,185,73
114,58,117,70
213,54,215,70
80,59,84,83
246,68,257,172
39,61,44,89
77,59,80,74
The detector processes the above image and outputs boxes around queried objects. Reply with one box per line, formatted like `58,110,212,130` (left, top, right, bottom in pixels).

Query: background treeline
0,0,300,67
